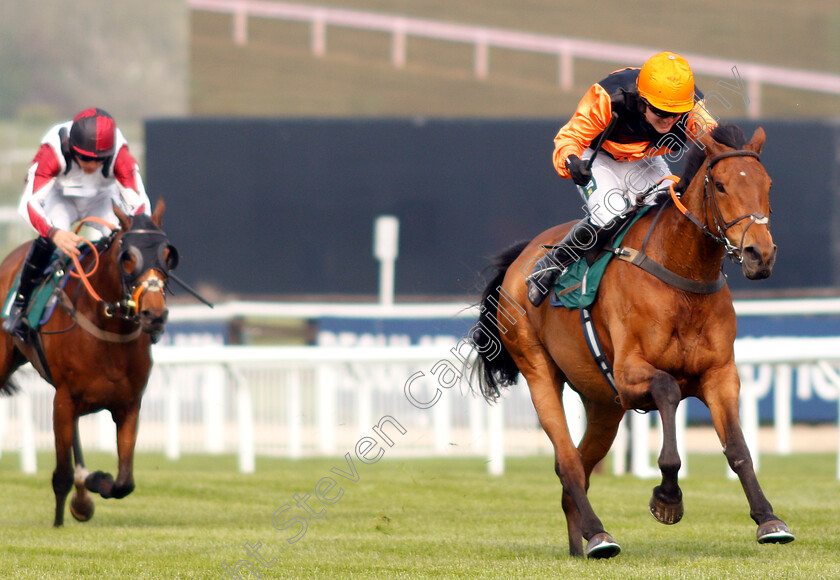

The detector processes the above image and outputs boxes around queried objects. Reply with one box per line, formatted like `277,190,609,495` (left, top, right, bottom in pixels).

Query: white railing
187,0,840,118
1,337,839,479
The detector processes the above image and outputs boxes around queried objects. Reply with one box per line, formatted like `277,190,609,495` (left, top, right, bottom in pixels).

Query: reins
58,217,154,340
67,217,118,305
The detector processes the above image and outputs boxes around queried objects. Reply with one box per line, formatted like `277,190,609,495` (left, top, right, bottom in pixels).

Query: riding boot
3,236,55,339
526,218,621,307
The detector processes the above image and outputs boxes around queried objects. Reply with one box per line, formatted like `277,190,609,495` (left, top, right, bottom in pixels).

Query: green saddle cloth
551,207,652,310
2,257,69,330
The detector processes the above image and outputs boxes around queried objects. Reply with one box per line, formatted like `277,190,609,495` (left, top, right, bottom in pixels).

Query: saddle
549,206,652,310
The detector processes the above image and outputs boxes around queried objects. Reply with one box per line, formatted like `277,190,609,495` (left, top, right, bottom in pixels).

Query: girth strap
580,307,618,396
616,247,726,294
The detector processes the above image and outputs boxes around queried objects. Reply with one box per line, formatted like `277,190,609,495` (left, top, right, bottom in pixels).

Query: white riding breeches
578,149,675,227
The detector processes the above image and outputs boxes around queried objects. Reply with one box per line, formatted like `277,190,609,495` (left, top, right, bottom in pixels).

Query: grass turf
0,451,836,578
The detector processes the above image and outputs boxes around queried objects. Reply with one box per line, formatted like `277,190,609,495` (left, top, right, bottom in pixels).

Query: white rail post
630,411,657,478
487,398,504,476
236,374,255,474
317,364,337,455
774,364,793,454
469,394,484,454
374,216,399,309
474,36,489,79
392,19,407,68
287,369,302,458
433,385,452,453
0,396,7,459
165,368,181,460
562,385,584,446
203,365,226,453
19,389,37,474
312,12,326,56
558,50,573,91
611,413,629,475
233,6,248,45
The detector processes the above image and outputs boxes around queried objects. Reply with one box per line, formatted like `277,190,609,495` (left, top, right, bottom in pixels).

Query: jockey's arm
112,145,152,216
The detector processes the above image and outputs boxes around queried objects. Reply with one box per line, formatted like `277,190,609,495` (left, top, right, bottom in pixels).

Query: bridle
116,226,178,321
66,218,177,325
669,149,769,264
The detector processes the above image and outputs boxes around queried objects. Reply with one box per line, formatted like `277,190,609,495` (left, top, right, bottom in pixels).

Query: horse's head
113,200,178,340
696,125,776,280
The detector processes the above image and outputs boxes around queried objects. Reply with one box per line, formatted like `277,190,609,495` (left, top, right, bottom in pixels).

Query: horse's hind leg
51,389,76,527
562,399,625,557
520,366,618,558
69,423,95,522
648,371,685,525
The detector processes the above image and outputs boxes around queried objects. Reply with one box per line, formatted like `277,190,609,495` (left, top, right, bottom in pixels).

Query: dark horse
473,125,794,558
0,200,177,526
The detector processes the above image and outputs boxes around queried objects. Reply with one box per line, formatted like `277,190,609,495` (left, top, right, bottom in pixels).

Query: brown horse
472,124,794,558
0,200,177,526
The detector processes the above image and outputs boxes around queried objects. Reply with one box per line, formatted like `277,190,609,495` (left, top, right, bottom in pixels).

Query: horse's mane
675,123,746,193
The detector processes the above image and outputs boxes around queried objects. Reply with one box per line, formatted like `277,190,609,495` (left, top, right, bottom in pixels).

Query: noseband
670,149,769,264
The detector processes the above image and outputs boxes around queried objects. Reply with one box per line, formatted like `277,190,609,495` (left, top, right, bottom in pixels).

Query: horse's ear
746,126,765,155
698,128,726,159
113,202,131,231
151,198,166,229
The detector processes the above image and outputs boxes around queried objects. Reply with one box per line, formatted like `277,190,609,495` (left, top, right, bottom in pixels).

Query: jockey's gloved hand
565,155,593,187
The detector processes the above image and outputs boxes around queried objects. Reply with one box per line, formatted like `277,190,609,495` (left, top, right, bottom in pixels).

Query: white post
312,13,326,56
317,365,337,455
233,7,248,46
474,38,489,78
675,401,688,478
774,364,792,454
392,20,407,68
433,386,451,453
562,386,584,446
96,411,117,452
469,394,484,454
487,399,504,476
373,216,399,309
287,370,302,459
237,381,255,474
631,411,656,478
203,366,226,453
19,390,36,474
0,396,7,459
611,413,628,475
165,370,180,460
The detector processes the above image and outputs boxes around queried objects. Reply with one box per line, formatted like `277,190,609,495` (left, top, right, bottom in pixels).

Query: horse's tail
471,240,530,403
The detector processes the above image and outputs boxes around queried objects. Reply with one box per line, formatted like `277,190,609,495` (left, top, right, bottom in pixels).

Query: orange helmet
637,52,696,113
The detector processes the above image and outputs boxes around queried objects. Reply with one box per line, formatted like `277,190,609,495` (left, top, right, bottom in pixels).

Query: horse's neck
648,170,725,282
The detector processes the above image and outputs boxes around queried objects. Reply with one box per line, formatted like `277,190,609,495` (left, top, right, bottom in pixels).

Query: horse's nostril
742,246,762,262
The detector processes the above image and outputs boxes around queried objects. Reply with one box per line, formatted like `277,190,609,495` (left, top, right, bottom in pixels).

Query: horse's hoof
649,494,684,525
69,493,95,522
585,532,621,559
757,519,795,544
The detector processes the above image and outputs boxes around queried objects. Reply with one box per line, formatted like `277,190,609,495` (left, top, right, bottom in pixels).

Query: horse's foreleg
705,386,795,544
51,391,75,527
85,404,138,499
648,372,684,525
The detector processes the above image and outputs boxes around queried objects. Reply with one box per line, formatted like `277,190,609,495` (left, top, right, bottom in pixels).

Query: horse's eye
715,182,726,194
119,252,137,274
